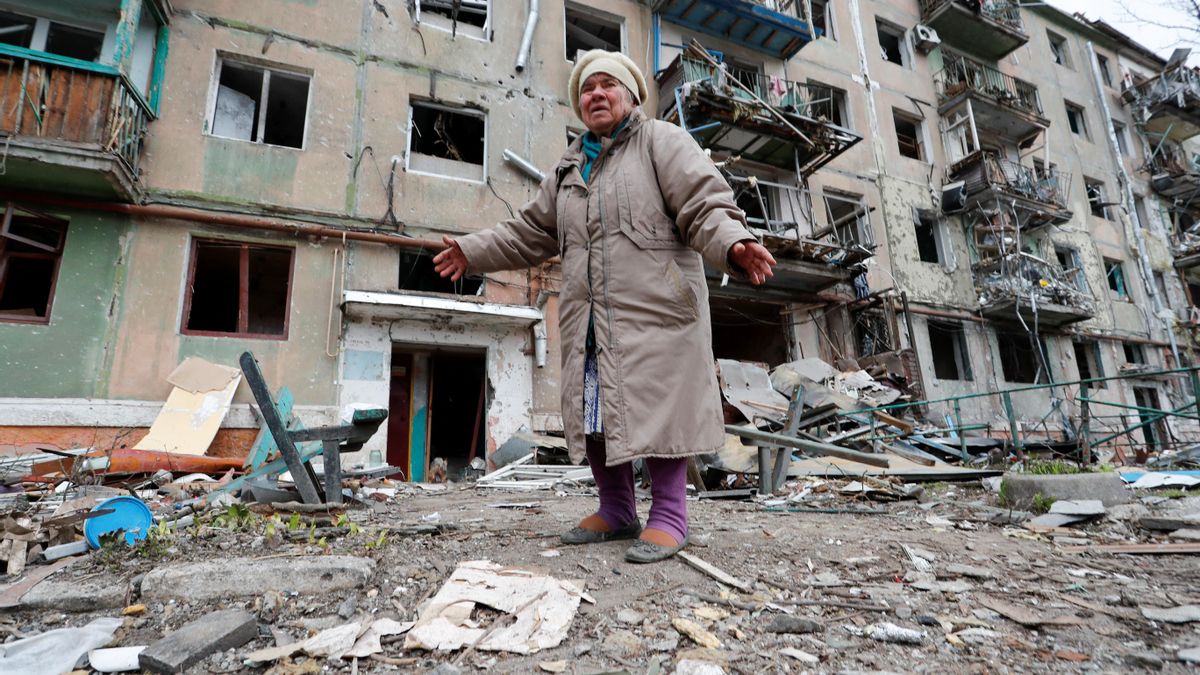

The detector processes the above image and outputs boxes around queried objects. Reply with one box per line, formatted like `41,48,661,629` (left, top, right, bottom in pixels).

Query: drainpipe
514,0,539,72
502,148,545,182
1085,42,1180,366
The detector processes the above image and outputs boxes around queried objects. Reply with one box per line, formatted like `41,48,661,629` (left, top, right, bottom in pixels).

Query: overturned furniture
239,352,387,505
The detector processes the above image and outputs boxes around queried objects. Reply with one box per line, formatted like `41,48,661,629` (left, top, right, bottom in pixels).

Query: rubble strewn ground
4,479,1200,674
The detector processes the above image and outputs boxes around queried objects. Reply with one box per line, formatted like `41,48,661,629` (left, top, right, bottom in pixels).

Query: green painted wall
203,138,300,204
0,211,131,398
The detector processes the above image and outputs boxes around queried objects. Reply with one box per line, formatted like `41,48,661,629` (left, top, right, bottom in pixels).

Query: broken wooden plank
1060,543,1200,555
874,411,913,435
677,551,751,592
0,557,75,609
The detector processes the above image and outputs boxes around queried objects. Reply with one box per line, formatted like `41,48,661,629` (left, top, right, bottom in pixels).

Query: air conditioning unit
914,24,941,54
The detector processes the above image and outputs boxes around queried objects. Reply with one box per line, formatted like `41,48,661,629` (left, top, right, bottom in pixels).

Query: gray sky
1045,0,1198,63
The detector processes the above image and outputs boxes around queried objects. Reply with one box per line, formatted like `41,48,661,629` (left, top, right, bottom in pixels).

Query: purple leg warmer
585,437,636,530
644,456,689,544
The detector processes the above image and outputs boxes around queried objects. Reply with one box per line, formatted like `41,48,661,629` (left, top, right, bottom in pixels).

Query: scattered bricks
139,608,256,673
1000,472,1130,510
141,555,375,602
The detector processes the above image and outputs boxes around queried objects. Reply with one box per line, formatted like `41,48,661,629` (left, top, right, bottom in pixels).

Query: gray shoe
560,518,642,545
623,536,688,564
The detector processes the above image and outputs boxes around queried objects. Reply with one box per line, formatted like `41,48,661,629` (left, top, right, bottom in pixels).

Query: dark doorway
428,352,487,479
386,352,414,479
1132,387,1163,462
709,297,789,366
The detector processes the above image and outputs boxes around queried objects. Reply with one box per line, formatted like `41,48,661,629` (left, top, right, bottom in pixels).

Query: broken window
807,80,848,127
45,22,104,62
709,297,789,365
1154,271,1170,307
1133,386,1163,453
1134,195,1151,230
0,204,67,323
725,57,763,98
1085,178,1109,219
928,320,971,381
183,240,293,338
735,180,777,229
893,109,924,161
399,249,483,295
997,331,1048,384
824,190,871,247
1073,340,1105,388
407,101,487,182
1112,120,1130,156
810,0,834,40
1097,54,1113,86
1065,102,1088,139
0,12,104,62
876,20,907,66
854,310,891,358
0,11,35,48
416,0,490,39
564,3,623,61
1123,342,1146,365
1055,246,1087,292
1104,258,1128,298
914,210,941,264
210,58,311,149
1048,30,1071,67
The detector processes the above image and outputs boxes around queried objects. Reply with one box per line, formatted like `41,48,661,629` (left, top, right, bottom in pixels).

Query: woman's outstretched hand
729,240,776,285
433,235,468,281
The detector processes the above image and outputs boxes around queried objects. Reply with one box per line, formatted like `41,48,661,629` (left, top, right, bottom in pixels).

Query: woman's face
580,72,634,136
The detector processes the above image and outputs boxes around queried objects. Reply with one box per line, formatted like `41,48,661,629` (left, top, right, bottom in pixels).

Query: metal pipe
502,148,545,182
0,190,444,250
725,425,891,468
514,0,539,72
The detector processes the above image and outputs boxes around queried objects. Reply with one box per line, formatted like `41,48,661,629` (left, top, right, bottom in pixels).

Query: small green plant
212,503,255,530
288,513,303,531
365,529,388,550
1032,493,1057,514
1025,461,1084,476
998,479,1011,506
1159,488,1189,499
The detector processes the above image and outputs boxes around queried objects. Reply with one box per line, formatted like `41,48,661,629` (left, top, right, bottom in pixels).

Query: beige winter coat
456,107,752,466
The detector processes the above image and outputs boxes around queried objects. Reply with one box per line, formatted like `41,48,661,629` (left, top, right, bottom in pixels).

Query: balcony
708,175,874,299
0,48,152,201
949,152,1072,233
652,0,821,60
1122,64,1200,144
1146,145,1200,205
975,254,1095,327
1173,232,1200,270
935,52,1047,142
656,54,860,175
919,0,1028,61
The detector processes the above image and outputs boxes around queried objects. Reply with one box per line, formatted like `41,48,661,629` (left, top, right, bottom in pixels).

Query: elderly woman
434,50,775,563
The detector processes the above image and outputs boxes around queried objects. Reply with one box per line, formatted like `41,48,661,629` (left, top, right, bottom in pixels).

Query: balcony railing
977,253,1095,317
956,152,1070,210
934,52,1042,116
676,57,837,122
1123,63,1200,111
0,47,152,177
919,0,1024,34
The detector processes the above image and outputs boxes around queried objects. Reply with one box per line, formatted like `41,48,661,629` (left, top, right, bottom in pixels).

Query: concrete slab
1050,499,1106,516
1000,472,1130,509
19,576,126,612
139,608,256,673
141,555,374,602
1139,513,1200,532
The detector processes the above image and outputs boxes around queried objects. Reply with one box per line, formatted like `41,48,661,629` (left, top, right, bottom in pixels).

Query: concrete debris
1141,605,1200,623
141,556,375,601
779,647,820,664
865,622,925,644
88,646,147,673
404,560,589,654
139,608,256,674
765,615,823,634
1179,647,1200,663
671,618,722,649
1049,499,1106,517
1000,472,1131,509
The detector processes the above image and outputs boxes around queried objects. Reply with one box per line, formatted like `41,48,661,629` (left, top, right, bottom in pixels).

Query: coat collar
557,107,648,182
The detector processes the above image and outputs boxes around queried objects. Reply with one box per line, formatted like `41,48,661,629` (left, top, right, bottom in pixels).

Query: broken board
134,358,242,456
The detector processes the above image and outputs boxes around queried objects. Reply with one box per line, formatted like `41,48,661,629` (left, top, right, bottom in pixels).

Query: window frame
1085,177,1110,219
1054,246,1088,293
415,0,492,42
1112,119,1130,156
180,238,296,340
0,204,68,325
563,1,626,62
1104,257,1128,299
0,11,108,63
927,319,972,381
823,189,872,248
807,79,849,128
205,54,314,151
1097,53,1113,87
1065,101,1089,140
809,0,835,41
892,108,925,161
405,99,489,184
875,19,908,68
996,331,1050,384
1073,340,1106,389
1048,30,1071,68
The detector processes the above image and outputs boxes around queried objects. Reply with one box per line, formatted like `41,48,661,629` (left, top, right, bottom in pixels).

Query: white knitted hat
568,49,649,120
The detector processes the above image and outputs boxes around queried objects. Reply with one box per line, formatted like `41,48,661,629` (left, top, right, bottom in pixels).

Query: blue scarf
580,116,630,183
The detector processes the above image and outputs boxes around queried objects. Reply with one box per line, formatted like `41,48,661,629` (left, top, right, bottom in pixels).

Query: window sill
181,329,289,341
0,315,50,325
206,133,306,152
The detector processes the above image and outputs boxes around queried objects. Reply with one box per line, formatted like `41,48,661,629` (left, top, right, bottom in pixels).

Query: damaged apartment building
0,0,1198,478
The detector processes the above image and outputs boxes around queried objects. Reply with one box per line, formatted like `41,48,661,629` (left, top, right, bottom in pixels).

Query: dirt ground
7,479,1200,673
